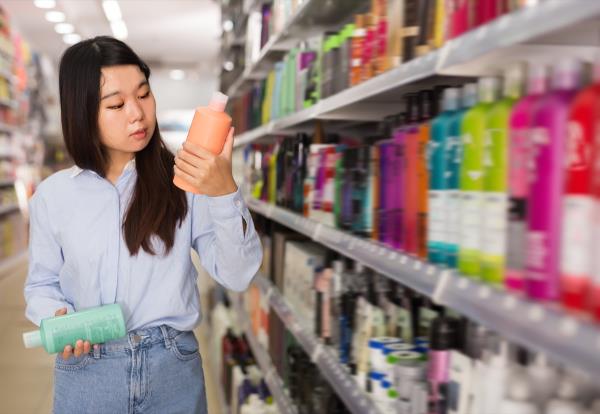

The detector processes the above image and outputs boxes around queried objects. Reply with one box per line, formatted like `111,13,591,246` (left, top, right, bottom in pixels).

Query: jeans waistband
93,325,185,357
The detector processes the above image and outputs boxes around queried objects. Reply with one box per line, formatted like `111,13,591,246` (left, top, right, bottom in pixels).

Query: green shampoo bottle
23,303,126,354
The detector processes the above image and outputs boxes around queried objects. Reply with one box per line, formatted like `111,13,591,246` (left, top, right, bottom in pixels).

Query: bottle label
459,191,483,250
481,192,508,256
591,199,600,284
526,230,549,280
506,197,527,271
561,195,594,277
446,190,460,246
428,190,447,247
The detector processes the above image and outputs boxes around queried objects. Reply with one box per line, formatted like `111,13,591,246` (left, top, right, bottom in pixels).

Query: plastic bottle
527,353,560,404
23,304,126,354
403,93,421,255
481,66,523,285
445,84,476,268
561,59,600,312
526,59,582,301
506,64,548,292
173,91,232,193
497,374,541,414
418,90,435,259
458,77,498,278
428,88,461,265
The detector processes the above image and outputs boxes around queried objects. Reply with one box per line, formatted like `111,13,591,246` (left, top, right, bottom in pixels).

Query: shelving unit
0,179,14,188
246,197,600,381
229,291,299,414
232,0,600,148
239,274,383,414
0,203,19,217
227,0,368,98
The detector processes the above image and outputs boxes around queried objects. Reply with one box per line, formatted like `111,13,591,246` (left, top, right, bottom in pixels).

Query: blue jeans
53,325,208,414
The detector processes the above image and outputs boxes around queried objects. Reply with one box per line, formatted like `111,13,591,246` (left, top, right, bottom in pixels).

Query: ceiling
1,0,223,72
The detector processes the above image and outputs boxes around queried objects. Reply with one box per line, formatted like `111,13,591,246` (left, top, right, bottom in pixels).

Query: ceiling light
102,0,122,22
110,20,128,40
34,0,56,8
223,61,234,72
63,33,82,45
54,23,74,34
169,70,185,81
222,20,234,32
45,11,65,23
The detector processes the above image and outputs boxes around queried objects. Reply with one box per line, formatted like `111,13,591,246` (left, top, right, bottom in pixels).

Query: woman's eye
139,91,150,99
108,103,124,110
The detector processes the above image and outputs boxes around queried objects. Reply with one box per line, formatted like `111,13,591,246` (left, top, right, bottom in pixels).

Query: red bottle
562,62,600,313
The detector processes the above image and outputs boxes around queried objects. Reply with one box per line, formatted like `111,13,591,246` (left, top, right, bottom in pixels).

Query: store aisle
0,257,223,414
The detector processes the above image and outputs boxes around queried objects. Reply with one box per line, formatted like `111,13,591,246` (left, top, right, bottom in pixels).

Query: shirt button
235,200,241,208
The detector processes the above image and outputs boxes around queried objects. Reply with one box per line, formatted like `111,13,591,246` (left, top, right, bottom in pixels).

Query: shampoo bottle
173,91,232,193
23,304,126,354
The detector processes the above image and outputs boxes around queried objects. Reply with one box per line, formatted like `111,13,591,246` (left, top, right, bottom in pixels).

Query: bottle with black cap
428,315,460,414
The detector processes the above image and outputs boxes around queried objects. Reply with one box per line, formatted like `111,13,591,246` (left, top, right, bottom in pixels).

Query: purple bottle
392,124,407,250
526,59,582,301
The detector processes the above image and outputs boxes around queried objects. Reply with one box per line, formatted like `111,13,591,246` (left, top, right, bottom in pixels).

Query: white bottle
545,374,584,414
497,374,541,414
527,353,560,404
480,341,511,412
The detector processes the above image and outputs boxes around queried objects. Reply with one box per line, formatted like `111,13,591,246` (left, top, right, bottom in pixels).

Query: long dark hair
59,36,188,256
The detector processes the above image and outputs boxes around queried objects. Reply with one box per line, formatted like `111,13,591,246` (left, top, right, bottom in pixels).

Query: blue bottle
428,88,461,264
445,84,477,268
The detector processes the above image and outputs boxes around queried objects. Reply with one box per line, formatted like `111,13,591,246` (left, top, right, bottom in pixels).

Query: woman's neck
106,153,135,184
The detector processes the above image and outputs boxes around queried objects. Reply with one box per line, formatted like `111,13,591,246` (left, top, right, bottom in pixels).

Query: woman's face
98,65,156,162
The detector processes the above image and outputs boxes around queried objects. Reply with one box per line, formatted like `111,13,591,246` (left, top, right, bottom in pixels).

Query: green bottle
481,66,524,284
22,304,126,354
458,78,499,278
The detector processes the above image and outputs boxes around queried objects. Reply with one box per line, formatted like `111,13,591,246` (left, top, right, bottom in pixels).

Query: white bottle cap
442,88,460,112
478,77,499,103
208,91,229,112
23,330,43,349
462,83,478,108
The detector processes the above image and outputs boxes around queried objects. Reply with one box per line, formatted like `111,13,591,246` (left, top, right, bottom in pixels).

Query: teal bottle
428,88,461,264
444,84,477,268
23,304,126,354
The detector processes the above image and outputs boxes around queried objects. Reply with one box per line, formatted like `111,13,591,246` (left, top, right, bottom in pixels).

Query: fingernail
94,344,99,350
65,346,72,352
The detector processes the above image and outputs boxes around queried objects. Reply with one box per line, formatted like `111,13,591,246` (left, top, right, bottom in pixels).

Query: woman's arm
24,192,74,326
191,190,262,291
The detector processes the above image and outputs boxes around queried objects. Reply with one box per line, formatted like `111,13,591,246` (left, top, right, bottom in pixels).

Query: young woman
24,36,262,413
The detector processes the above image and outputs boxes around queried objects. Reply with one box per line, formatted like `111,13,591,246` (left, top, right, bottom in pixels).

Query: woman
24,36,262,413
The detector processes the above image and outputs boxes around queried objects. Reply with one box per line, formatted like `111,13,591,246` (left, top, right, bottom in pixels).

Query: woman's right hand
54,307,99,360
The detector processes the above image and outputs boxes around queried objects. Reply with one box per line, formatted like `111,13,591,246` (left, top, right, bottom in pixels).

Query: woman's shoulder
34,167,80,201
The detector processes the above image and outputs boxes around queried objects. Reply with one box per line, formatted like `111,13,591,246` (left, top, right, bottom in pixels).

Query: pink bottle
526,60,582,301
505,65,548,293
174,91,232,193
450,0,470,38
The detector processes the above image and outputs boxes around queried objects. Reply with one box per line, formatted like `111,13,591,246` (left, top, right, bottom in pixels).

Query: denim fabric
53,325,208,414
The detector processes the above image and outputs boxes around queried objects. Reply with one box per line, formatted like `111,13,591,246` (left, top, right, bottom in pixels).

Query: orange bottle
173,91,232,193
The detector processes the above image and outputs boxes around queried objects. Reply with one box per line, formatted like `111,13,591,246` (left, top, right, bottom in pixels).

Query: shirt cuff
207,187,247,220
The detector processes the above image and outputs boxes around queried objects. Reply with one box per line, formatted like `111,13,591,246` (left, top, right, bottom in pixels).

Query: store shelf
0,204,19,217
245,274,383,414
232,0,600,148
0,97,16,108
0,250,27,282
0,123,16,134
230,292,298,414
247,198,600,381
228,0,367,98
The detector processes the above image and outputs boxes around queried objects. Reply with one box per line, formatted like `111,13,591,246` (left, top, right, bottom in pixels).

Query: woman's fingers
62,345,72,360
83,341,91,355
73,340,84,357
55,307,67,317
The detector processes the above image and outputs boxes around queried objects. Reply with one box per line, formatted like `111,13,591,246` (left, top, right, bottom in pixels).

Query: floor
0,254,225,414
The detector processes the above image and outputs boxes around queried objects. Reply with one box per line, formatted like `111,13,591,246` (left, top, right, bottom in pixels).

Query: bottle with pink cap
173,91,232,193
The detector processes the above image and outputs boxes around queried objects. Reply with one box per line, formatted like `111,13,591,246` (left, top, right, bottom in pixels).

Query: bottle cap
504,63,525,99
23,330,43,349
430,316,459,350
333,260,344,274
368,337,403,350
384,343,416,356
442,88,460,112
462,83,478,108
478,77,499,103
551,59,582,90
208,91,229,112
527,63,548,95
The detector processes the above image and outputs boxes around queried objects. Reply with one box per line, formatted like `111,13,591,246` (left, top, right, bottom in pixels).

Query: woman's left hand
174,127,238,196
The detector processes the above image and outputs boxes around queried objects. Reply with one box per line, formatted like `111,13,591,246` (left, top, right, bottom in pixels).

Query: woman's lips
130,128,147,140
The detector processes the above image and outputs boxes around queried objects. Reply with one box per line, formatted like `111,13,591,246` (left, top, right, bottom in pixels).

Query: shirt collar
70,158,136,179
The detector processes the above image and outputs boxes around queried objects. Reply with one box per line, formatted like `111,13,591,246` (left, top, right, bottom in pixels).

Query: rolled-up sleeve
191,188,262,292
24,192,74,326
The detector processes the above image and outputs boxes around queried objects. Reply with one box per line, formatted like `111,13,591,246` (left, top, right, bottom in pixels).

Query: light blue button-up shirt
24,159,262,331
